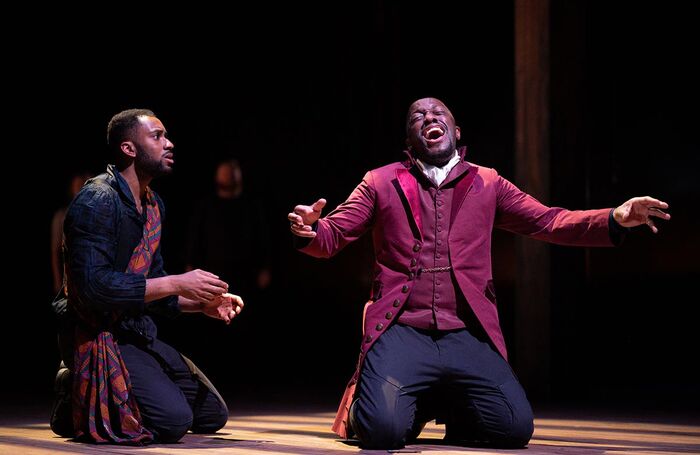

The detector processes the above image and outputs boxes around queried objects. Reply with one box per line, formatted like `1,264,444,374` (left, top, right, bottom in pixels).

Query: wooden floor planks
1,409,699,454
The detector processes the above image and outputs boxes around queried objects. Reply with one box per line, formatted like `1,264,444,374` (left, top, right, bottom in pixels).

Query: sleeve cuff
608,208,630,246
146,295,181,318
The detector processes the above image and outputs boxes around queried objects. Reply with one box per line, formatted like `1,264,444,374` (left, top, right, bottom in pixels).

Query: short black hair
106,108,155,153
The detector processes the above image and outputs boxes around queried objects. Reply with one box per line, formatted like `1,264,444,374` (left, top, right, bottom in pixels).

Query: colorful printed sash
71,188,161,444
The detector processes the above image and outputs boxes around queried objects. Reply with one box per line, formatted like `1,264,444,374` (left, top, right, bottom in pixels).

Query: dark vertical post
514,0,551,398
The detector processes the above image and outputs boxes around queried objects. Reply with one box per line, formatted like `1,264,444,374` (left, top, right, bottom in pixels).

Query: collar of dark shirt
106,164,149,219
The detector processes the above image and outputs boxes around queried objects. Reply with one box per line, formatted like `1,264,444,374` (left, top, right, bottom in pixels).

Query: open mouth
422,126,445,143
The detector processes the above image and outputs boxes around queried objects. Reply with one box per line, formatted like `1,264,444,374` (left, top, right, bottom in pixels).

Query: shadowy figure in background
51,109,244,445
288,97,670,450
50,171,91,293
186,158,270,299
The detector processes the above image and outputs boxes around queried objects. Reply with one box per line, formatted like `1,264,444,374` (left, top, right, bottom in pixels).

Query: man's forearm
145,275,181,303
178,296,203,313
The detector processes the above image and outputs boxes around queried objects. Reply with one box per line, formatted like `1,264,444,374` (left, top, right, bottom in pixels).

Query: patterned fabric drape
71,188,161,444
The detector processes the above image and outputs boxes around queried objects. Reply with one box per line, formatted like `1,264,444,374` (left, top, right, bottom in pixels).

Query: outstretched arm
496,174,670,245
287,172,377,258
612,196,670,234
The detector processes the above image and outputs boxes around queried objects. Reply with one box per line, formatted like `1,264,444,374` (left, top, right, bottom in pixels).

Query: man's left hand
613,196,671,233
202,293,245,324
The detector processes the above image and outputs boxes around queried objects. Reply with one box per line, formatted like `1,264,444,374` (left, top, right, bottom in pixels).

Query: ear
120,141,137,159
455,126,461,141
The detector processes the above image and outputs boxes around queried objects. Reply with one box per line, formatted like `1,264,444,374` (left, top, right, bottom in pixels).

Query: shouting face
406,98,461,166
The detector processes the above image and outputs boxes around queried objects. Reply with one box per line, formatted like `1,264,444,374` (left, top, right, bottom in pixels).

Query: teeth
424,126,444,139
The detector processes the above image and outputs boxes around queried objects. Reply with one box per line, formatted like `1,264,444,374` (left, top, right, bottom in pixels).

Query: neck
120,165,152,211
417,150,457,168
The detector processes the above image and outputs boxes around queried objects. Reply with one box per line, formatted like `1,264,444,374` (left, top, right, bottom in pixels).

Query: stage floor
1,407,699,454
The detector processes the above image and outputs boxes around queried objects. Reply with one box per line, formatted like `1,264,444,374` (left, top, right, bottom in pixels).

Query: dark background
5,1,698,415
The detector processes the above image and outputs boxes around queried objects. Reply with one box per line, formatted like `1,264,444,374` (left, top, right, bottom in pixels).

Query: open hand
202,292,244,324
613,196,670,234
288,198,326,238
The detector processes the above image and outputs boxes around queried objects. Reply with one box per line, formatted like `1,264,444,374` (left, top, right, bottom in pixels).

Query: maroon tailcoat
300,149,614,437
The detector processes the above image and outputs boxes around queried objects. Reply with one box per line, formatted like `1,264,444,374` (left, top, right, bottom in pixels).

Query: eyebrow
410,105,446,115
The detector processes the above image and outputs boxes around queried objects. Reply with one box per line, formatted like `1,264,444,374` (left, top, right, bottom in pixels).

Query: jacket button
408,272,415,280
410,258,417,267
375,323,384,331
385,312,393,319
402,285,409,293
393,300,400,307
413,243,421,252
365,335,373,343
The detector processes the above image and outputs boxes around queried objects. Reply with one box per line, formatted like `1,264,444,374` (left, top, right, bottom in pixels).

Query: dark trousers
349,323,534,449
119,337,229,443
53,304,228,443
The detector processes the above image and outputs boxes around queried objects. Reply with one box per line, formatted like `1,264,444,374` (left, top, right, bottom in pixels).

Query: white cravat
415,150,461,186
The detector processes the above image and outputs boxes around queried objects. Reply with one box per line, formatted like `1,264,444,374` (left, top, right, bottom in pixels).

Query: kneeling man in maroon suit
288,97,669,450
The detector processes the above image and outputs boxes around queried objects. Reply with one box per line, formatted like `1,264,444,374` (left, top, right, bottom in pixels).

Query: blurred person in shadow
50,170,92,293
186,158,271,302
50,109,244,445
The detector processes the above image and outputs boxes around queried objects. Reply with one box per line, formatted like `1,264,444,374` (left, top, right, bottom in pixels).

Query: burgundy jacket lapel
395,168,422,240
450,164,477,229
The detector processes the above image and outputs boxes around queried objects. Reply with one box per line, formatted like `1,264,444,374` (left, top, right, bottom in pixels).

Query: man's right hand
288,198,326,238
176,269,229,303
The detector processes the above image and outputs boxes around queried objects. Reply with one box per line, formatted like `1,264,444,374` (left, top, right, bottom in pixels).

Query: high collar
402,146,470,189
403,145,468,168
414,150,461,186
106,164,155,210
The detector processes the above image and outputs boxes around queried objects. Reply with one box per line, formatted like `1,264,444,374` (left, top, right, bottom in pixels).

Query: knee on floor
508,415,534,447
352,412,409,450
491,413,534,448
147,406,193,443
190,405,229,434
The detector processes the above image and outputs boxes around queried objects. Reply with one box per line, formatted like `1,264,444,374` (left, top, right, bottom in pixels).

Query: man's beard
413,141,455,166
134,146,172,178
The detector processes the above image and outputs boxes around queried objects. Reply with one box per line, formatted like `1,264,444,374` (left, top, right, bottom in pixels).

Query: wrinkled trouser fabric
51,335,228,443
350,323,534,450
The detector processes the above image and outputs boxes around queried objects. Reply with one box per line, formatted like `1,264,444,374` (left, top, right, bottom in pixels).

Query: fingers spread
646,218,658,234
640,196,668,209
648,207,671,220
